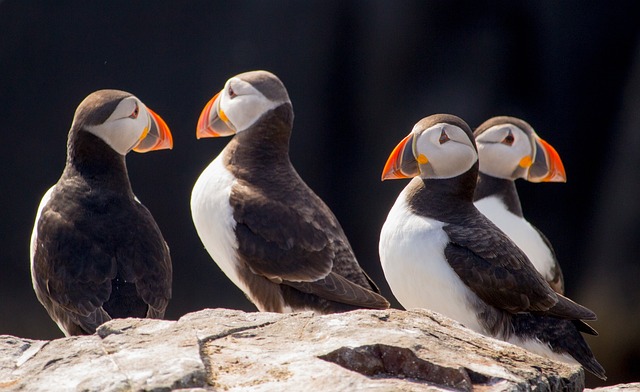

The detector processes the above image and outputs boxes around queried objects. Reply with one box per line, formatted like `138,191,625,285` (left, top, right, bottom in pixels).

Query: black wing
114,199,172,318
32,186,171,334
443,218,594,320
229,180,388,309
32,193,116,334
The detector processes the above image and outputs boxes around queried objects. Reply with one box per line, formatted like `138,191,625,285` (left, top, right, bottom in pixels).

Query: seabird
191,70,389,314
378,113,605,380
30,89,173,336
474,116,566,293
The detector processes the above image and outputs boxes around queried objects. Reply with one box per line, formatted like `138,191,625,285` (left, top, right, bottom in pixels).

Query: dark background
1,1,639,388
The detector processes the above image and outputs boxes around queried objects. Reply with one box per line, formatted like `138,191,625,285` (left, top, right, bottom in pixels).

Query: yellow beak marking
519,156,533,168
219,108,230,124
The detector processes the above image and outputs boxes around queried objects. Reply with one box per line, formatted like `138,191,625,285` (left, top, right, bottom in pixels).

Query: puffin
378,114,605,380
30,89,174,336
191,70,389,314
473,116,566,294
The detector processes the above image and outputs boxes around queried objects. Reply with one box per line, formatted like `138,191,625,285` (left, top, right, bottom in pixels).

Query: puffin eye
502,130,514,145
130,103,139,119
228,85,237,99
439,129,450,144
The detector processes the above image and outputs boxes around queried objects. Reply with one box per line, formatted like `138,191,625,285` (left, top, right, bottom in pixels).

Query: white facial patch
476,125,532,179
415,123,477,179
219,77,288,133
84,97,148,155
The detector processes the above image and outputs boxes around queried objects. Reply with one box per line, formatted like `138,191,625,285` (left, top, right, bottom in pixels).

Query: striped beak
527,135,566,183
196,92,236,138
381,133,420,181
133,106,173,152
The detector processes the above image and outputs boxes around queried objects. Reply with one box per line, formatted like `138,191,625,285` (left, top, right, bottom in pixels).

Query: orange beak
196,92,236,139
381,133,420,181
528,136,567,183
133,107,173,153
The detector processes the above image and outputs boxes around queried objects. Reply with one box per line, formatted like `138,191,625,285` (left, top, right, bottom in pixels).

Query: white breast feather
379,189,484,333
508,335,578,365
30,186,55,285
474,196,555,281
191,155,248,295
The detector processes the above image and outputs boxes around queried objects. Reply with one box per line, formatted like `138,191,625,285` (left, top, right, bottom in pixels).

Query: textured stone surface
587,383,640,391
0,308,597,391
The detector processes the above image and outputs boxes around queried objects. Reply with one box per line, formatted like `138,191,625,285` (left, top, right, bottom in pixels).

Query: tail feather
512,314,606,380
545,293,597,320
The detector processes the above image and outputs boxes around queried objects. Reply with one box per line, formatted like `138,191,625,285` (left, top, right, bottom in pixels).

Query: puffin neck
64,129,133,191
225,104,294,167
406,168,478,222
474,172,523,217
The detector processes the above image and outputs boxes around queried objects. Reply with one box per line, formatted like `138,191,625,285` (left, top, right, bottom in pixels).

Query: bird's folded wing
284,272,390,309
230,183,387,308
230,187,340,281
444,223,596,320
33,209,117,318
443,223,566,315
70,307,113,334
574,319,598,335
543,292,596,320
115,242,172,318
116,204,173,316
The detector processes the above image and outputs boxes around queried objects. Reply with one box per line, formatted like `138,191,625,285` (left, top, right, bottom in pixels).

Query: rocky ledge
0,308,633,391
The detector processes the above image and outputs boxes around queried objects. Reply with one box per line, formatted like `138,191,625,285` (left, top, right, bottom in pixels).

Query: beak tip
380,170,394,181
133,108,173,153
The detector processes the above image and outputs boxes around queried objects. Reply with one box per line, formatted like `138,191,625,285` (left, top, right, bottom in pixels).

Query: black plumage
30,90,172,335
228,109,386,312
192,70,389,314
380,113,605,380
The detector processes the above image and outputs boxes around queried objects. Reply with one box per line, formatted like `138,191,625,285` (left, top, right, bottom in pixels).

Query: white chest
191,155,247,294
30,186,55,286
379,192,483,333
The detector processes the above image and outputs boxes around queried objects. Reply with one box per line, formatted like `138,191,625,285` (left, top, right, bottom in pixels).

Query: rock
586,383,640,392
0,308,591,391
